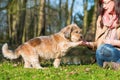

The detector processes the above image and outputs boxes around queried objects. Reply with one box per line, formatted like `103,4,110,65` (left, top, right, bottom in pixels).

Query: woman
79,0,120,70
96,0,118,40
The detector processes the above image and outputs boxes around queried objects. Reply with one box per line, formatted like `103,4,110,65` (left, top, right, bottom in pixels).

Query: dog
2,24,83,69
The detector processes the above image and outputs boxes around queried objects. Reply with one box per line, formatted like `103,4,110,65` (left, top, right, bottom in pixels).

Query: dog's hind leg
30,56,43,69
24,60,32,68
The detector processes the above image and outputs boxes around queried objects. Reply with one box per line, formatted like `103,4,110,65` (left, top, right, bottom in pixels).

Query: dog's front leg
53,53,62,68
53,58,61,68
66,42,80,48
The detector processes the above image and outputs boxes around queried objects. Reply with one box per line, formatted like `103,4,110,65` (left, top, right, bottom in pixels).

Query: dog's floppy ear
70,24,79,30
61,25,73,39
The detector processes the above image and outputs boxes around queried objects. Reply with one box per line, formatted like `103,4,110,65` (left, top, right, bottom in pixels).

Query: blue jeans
96,44,120,67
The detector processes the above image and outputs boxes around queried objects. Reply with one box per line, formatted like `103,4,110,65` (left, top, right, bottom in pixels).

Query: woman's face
102,0,112,10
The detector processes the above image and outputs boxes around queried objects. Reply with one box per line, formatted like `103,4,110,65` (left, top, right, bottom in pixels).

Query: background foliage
0,0,96,44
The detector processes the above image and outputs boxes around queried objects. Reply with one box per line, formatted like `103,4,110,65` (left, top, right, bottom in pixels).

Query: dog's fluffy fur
2,24,82,69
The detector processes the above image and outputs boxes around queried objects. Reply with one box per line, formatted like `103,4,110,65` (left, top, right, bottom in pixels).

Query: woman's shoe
103,62,120,70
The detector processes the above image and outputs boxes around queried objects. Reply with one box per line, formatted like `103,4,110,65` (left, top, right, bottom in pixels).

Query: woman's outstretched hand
79,40,89,46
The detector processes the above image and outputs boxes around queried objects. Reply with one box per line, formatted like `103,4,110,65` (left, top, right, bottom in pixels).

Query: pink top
102,1,119,29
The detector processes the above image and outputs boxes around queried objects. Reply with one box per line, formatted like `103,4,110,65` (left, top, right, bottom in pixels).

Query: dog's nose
80,35,83,39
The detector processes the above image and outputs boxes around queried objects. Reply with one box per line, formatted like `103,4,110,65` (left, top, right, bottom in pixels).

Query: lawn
0,61,120,80
0,45,119,80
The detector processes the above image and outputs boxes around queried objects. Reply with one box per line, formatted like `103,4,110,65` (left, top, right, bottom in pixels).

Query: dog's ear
61,25,72,39
70,24,79,30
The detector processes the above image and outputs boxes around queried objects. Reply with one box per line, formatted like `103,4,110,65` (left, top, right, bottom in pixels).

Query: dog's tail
2,43,20,60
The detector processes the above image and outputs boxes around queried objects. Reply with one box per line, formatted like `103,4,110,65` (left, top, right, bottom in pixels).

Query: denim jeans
96,44,120,67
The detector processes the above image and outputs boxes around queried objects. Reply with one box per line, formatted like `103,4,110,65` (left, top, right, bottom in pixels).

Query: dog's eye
75,31,81,34
75,31,78,33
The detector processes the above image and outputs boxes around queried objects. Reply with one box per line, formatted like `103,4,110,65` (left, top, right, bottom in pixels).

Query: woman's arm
97,15,102,28
103,39,120,48
79,41,97,50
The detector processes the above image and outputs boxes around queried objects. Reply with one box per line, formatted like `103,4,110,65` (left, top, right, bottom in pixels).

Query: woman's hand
79,40,89,46
103,39,120,47
103,39,112,44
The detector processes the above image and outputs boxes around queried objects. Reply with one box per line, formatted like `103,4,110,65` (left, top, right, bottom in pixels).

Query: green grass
0,61,120,80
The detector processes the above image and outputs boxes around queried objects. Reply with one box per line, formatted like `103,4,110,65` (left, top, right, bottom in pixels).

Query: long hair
115,0,120,21
98,0,104,16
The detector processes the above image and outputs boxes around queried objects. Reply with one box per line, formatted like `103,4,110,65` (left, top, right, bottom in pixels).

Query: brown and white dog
2,24,83,69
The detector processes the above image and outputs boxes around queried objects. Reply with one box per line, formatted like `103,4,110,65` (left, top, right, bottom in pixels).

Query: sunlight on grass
0,62,120,80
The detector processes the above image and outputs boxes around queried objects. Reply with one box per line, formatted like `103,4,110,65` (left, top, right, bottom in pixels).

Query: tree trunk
47,0,52,34
22,9,30,43
8,13,12,44
18,0,27,44
58,0,62,30
37,0,46,36
67,0,75,25
70,0,75,23
83,0,88,36
91,0,98,40
21,0,28,43
65,0,68,25
33,0,38,37
7,0,19,44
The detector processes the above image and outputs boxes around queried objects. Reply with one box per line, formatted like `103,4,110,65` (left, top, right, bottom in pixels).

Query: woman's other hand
103,39,112,44
103,39,120,47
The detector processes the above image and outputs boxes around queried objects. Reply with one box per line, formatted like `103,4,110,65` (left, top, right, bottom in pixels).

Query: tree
37,0,46,36
66,0,75,25
21,0,28,43
85,0,98,41
58,0,62,31
83,0,88,36
65,0,68,25
7,0,20,44
91,0,97,38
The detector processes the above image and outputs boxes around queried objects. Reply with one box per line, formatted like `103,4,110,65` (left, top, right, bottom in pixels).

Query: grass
0,45,119,80
0,61,120,80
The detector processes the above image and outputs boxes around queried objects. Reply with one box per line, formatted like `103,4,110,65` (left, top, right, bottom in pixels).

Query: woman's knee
97,44,112,51
96,44,106,55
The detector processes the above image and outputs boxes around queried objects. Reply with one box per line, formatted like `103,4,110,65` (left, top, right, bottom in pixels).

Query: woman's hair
98,0,120,21
98,0,104,16
114,0,120,21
